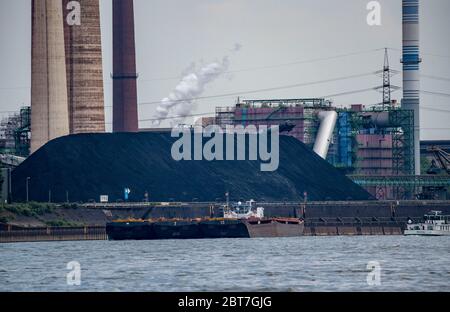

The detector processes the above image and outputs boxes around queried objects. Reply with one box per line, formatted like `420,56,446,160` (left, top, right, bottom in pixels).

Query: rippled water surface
1,236,449,292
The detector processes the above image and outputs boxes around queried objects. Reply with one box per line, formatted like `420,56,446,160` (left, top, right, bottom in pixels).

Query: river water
0,236,449,292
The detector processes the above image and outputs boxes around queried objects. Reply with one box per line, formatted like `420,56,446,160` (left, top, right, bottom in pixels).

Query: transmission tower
382,48,391,109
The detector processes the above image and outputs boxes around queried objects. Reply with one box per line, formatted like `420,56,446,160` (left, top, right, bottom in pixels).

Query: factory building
216,99,333,148
30,0,70,153
63,0,106,134
215,99,416,200
0,108,31,158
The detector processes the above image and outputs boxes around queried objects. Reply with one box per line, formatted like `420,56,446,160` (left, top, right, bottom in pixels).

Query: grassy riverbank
0,203,93,227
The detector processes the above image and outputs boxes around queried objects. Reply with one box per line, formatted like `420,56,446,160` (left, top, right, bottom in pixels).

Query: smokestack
402,0,421,175
31,0,70,153
63,0,106,134
112,0,139,132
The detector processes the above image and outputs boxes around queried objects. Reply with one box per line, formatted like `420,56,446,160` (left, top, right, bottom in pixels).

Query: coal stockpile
12,132,372,203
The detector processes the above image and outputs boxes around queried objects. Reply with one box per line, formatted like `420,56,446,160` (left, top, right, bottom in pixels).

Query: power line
375,86,450,98
421,90,450,98
109,87,382,112
0,48,385,90
102,106,450,126
385,68,450,82
2,87,449,116
1,47,449,92
320,87,379,99
421,106,450,114
139,112,216,123
134,101,450,124
137,48,385,83
0,72,378,114
3,89,450,116
422,74,450,82
138,71,378,106
386,47,450,59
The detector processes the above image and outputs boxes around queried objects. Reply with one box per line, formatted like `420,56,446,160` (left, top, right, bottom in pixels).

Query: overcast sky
0,0,449,139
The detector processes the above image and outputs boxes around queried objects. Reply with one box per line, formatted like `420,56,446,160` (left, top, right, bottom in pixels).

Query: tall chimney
402,0,421,175
63,0,106,134
112,0,139,132
31,0,70,153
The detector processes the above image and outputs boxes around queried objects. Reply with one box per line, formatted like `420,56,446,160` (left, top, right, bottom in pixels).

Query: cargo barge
106,218,304,240
106,201,305,240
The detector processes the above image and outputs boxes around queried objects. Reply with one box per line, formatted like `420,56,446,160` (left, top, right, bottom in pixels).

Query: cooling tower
112,0,139,132
402,0,421,175
63,0,106,134
31,0,70,154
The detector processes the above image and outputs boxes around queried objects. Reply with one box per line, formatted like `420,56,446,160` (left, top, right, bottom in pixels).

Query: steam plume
154,46,241,126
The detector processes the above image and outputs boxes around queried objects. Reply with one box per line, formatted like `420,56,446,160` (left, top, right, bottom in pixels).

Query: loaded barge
107,201,304,240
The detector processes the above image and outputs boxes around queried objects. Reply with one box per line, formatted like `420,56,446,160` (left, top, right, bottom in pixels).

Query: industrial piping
313,111,338,159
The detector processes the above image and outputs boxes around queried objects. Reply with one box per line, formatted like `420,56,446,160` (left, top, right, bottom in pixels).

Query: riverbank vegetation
0,202,56,217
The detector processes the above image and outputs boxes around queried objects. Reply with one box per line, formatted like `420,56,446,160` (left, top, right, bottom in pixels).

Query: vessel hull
153,222,203,240
106,222,155,240
106,219,305,240
245,220,305,238
404,230,450,236
199,220,250,239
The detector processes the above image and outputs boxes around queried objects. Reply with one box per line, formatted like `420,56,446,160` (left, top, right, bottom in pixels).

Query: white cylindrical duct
313,111,338,159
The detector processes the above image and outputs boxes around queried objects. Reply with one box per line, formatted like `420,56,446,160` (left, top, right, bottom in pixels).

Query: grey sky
1,0,449,139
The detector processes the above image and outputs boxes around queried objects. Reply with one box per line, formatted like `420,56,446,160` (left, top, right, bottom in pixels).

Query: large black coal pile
12,132,372,202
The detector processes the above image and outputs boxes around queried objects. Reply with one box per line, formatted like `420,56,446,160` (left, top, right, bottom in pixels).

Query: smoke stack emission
112,0,139,132
155,45,241,127
402,0,421,175
155,58,229,127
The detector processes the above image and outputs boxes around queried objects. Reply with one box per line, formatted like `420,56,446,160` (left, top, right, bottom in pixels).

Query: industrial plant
1,0,450,207
3,0,450,298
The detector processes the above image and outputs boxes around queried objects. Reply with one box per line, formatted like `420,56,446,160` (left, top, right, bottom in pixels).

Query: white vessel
405,211,450,236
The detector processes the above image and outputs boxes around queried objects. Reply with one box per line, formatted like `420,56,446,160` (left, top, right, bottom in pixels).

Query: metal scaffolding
215,98,332,147
390,108,415,176
0,107,31,158
349,175,450,188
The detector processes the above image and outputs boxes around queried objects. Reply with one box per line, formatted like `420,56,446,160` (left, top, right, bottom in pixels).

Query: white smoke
154,46,241,126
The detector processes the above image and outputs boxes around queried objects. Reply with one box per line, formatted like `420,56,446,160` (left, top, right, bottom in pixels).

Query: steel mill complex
1,0,449,203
